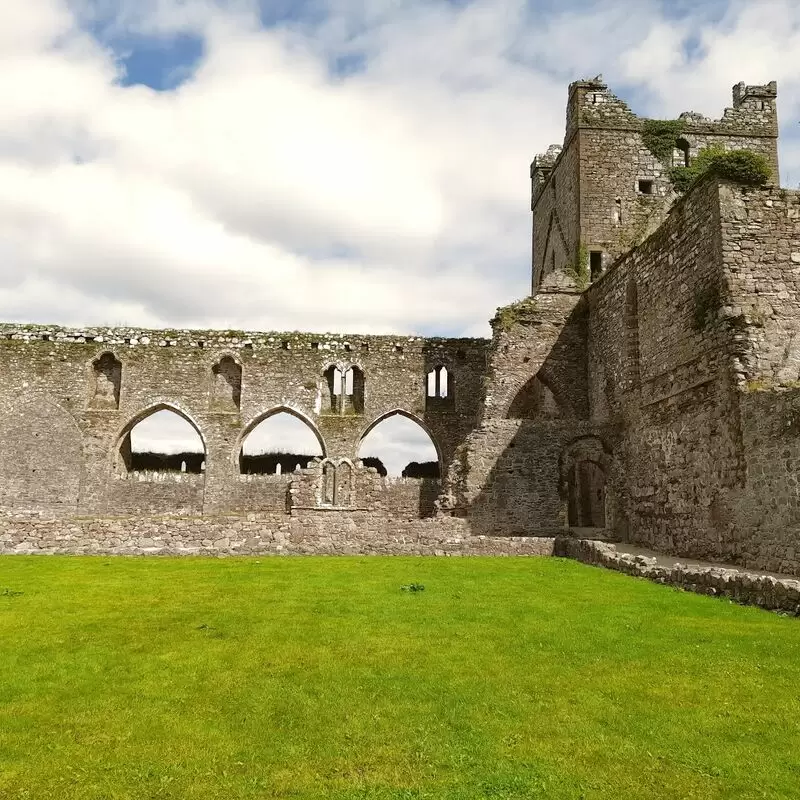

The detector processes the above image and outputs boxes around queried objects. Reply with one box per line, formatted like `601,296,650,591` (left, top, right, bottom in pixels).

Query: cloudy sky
4,0,800,340
8,0,800,464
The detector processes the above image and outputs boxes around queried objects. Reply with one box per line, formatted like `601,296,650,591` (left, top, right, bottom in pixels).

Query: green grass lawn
1,556,799,800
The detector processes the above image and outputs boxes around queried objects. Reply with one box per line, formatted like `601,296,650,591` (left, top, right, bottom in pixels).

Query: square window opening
638,179,654,195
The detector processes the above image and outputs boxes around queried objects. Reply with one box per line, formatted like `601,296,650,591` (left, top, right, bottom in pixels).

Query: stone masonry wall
532,78,780,287
442,289,601,535
583,181,800,576
556,538,800,616
711,185,800,573
587,177,744,553
0,512,556,557
530,140,580,290
0,325,487,519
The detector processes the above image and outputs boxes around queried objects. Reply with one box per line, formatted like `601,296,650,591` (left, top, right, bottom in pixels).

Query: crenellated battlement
531,76,780,293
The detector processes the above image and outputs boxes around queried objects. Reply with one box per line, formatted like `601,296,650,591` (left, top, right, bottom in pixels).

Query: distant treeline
240,452,318,475
130,452,204,473
129,451,439,479
401,461,440,479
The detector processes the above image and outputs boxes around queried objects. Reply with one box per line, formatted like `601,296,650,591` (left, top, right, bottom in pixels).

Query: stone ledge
0,515,555,558
556,537,800,615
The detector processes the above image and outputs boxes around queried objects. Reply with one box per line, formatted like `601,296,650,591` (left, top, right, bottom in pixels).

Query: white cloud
358,414,437,476
130,408,204,453
241,411,323,456
2,0,800,471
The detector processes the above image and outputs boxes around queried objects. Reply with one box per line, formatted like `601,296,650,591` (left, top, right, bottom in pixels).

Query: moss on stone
744,378,774,392
492,297,540,331
563,244,590,291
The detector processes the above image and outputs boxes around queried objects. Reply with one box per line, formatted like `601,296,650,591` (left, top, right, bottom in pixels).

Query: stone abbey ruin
4,76,800,577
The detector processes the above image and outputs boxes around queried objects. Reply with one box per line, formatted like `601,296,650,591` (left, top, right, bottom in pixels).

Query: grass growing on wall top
641,118,685,163
492,297,539,331
670,147,771,193
1,556,800,799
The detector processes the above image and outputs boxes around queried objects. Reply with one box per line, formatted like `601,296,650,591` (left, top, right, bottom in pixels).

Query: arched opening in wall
318,459,354,507
507,373,564,419
323,365,365,415
567,460,606,528
212,356,242,410
426,365,454,408
560,436,611,531
345,366,365,414
239,410,324,475
91,352,121,409
119,407,205,473
358,412,440,478
625,280,641,390
674,138,691,168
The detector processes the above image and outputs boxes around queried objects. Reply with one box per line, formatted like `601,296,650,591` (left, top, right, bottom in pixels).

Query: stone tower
530,77,779,293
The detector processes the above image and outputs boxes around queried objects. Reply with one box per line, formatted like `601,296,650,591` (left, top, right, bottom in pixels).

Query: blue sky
1,0,799,341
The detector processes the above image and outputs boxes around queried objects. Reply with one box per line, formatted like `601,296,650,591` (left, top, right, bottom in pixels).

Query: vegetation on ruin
2,556,800,799
641,118,686,163
670,147,771,193
564,244,591,291
492,297,539,331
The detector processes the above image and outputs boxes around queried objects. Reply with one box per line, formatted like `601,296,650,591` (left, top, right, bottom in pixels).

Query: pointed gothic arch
116,403,206,474
507,371,567,419
238,406,326,474
357,409,442,477
90,352,122,409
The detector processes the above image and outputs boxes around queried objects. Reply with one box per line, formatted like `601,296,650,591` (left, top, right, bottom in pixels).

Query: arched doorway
567,460,606,528
560,436,611,530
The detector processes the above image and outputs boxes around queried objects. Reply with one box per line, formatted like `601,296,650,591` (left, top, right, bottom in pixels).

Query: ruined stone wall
530,141,580,291
583,180,800,575
533,78,779,285
557,538,800,616
576,79,778,268
442,289,598,535
710,185,800,573
0,326,487,519
0,512,556,557
587,176,743,553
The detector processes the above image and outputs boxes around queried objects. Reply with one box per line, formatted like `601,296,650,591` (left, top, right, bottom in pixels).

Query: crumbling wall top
564,77,778,141
0,323,488,354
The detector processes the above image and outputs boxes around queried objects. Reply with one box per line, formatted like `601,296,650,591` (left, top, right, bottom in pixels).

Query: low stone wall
0,513,555,557
556,537,800,615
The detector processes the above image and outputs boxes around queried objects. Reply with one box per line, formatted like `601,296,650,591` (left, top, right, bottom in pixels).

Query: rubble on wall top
569,74,607,92
531,144,562,173
733,80,778,101
0,323,488,352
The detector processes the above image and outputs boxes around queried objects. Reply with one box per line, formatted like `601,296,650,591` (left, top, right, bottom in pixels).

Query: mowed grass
1,557,800,799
